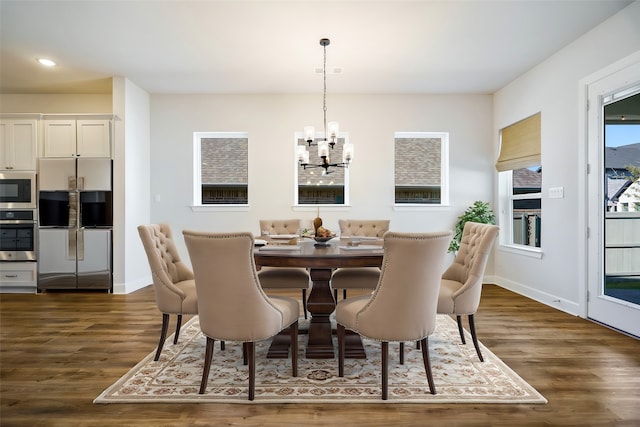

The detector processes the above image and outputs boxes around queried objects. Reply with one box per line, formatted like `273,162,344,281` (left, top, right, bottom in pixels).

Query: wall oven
0,171,37,209
0,210,37,261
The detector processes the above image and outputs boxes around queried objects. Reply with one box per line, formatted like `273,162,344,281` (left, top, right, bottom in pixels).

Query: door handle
77,229,84,261
68,230,77,261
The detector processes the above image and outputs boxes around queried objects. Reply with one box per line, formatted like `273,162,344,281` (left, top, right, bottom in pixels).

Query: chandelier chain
323,41,327,140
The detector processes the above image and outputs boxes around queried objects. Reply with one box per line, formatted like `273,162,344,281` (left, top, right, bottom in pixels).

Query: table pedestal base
267,267,366,359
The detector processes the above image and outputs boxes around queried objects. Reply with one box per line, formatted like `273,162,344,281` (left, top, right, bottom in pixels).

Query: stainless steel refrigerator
37,158,112,291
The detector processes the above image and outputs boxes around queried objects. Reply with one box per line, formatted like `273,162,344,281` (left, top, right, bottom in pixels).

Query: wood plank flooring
1,285,639,426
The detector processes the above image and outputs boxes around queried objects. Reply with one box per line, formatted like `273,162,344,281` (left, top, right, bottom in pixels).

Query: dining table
254,236,384,359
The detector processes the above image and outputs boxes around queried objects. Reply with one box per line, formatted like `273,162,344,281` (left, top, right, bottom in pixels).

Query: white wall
150,93,494,264
0,94,112,114
112,77,152,294
492,2,640,315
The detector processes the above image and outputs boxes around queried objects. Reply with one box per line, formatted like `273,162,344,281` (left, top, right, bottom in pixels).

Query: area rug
95,315,546,404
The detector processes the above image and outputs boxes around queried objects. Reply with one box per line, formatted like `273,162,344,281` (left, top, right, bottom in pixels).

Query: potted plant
448,200,496,253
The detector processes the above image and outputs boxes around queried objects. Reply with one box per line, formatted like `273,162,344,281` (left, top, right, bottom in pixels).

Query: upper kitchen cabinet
0,119,38,171
44,118,111,158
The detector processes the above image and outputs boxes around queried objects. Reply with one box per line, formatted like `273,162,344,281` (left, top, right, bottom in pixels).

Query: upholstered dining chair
257,219,311,319
336,231,452,400
182,230,299,401
437,221,499,362
331,219,390,301
137,223,203,361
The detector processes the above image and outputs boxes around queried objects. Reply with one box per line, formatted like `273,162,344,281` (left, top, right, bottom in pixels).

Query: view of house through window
193,132,248,205
512,167,542,247
295,135,349,205
603,90,640,305
394,132,449,205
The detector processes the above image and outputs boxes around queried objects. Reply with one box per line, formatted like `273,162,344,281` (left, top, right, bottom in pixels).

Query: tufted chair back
182,230,300,399
137,223,196,314
439,222,499,315
343,231,452,341
335,231,452,399
259,219,302,236
183,230,297,341
338,219,390,237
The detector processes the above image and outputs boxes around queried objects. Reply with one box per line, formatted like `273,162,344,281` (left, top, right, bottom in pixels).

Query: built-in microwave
0,171,37,209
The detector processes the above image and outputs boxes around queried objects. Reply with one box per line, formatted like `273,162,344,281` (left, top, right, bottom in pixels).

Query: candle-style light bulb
304,126,315,143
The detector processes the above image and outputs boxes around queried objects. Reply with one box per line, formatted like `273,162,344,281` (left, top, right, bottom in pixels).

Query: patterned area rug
95,315,546,404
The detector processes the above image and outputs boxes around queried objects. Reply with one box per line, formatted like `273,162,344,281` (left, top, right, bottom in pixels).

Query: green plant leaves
448,201,496,253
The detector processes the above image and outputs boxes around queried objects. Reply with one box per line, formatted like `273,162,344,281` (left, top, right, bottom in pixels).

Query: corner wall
492,2,640,315
112,77,152,294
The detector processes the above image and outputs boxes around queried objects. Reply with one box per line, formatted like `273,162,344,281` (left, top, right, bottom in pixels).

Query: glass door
587,58,640,338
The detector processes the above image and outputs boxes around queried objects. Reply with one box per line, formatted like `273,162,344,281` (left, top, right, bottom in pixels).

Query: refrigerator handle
69,229,77,261
68,176,76,190
77,176,84,191
77,229,84,261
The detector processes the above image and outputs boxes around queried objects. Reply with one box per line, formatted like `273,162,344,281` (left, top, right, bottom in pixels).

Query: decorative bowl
313,235,335,246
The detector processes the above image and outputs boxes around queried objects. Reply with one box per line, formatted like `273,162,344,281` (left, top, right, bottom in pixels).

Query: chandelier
297,38,354,174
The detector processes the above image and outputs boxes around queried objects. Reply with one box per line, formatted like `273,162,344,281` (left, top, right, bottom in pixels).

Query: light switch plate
549,187,564,198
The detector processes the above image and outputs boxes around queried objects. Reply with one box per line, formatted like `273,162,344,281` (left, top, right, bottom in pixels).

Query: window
295,133,350,205
193,132,248,205
497,113,542,249
394,132,449,205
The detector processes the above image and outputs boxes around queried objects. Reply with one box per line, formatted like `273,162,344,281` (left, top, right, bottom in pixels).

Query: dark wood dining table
254,238,384,359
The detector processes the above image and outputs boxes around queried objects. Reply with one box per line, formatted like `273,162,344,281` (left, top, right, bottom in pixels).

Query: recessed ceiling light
37,58,57,67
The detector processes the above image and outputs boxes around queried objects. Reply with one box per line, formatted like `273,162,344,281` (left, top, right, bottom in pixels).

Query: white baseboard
112,276,151,294
485,275,582,317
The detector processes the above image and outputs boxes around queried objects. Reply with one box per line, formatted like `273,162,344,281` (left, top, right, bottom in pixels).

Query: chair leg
419,337,436,395
468,314,484,362
343,289,347,300
381,341,389,400
154,313,170,361
333,288,338,302
290,321,298,377
242,342,248,365
457,315,466,344
247,341,256,401
399,342,405,365
302,289,308,320
220,340,225,351
199,337,215,394
337,324,346,377
173,314,183,344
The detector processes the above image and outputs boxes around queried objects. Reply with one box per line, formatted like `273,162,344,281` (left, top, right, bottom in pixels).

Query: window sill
393,204,451,212
292,205,351,212
191,204,250,212
498,244,543,259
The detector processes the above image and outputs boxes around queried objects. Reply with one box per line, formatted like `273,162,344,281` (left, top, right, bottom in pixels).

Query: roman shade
495,113,541,172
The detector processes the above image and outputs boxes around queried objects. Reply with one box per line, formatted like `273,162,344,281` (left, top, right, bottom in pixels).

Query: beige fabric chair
331,219,390,301
183,230,299,401
438,221,499,362
137,224,200,361
257,219,311,319
336,231,452,399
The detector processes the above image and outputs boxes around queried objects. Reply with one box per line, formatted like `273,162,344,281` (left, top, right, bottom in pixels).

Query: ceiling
0,0,633,96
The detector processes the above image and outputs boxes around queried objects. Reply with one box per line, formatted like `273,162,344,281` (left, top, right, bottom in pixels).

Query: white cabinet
44,119,111,158
0,119,38,170
0,262,37,293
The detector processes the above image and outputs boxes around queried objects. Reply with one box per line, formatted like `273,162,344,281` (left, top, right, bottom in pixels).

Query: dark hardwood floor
1,284,638,426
